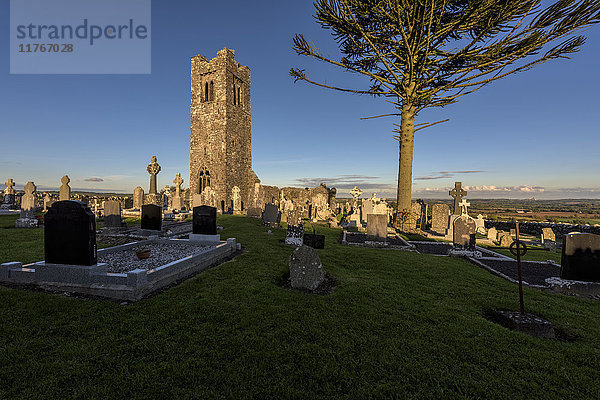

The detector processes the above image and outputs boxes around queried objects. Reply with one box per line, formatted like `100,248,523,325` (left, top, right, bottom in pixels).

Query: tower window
237,87,241,105
198,167,211,193
233,83,236,105
204,82,208,102
210,81,214,101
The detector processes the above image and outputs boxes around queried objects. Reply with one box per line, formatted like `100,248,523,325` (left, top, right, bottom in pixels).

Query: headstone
44,201,97,266
285,224,304,246
487,227,498,241
232,186,241,214
499,233,513,248
59,175,71,201
367,214,387,238
474,214,485,233
1,178,16,209
542,227,556,242
145,156,161,205
453,215,476,249
289,245,325,291
304,233,325,249
560,233,600,282
103,200,122,228
288,209,301,226
449,182,467,215
43,194,54,211
141,204,162,231
171,173,184,210
192,206,217,235
263,203,279,226
247,207,262,218
431,204,450,235
133,186,144,209
16,181,38,228
458,199,470,216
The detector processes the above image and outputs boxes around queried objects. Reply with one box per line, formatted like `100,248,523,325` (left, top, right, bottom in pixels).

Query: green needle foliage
291,0,600,215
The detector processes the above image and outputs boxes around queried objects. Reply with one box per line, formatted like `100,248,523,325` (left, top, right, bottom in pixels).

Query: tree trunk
395,103,415,215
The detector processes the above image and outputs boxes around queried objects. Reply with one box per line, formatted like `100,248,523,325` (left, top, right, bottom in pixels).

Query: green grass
1,215,600,398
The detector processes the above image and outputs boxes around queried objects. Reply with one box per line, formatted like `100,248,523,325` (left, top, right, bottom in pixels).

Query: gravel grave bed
98,242,212,273
477,259,560,286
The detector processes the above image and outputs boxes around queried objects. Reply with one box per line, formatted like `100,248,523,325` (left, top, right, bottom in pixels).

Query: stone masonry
190,48,257,213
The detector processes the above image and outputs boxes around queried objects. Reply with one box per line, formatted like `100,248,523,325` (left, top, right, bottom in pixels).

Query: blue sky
1,0,599,199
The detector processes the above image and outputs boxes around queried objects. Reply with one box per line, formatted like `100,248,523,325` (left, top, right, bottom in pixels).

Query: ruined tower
190,48,257,212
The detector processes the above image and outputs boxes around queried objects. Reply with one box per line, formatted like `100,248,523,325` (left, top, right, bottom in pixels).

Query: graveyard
1,211,600,398
3,0,600,396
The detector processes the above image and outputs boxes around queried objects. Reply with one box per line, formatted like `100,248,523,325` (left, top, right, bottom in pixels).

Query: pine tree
291,0,600,216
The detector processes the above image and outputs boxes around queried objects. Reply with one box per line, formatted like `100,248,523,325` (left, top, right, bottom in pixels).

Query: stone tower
190,48,257,213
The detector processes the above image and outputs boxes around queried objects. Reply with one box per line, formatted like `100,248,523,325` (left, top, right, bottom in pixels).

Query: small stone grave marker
289,245,325,291
453,215,476,249
104,200,122,228
367,214,387,238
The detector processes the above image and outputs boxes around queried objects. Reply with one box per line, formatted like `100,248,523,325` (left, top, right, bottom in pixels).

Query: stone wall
484,220,600,239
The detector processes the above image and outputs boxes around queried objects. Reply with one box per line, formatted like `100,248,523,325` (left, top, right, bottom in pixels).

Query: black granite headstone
193,205,217,235
44,200,97,266
560,233,600,281
141,204,162,231
304,233,325,249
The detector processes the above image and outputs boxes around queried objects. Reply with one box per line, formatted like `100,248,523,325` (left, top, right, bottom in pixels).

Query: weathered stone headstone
560,233,600,282
475,214,486,234
171,173,184,210
16,181,38,228
141,204,162,231
1,178,16,209
59,175,71,201
410,202,422,229
367,214,387,238
288,209,301,226
43,194,54,211
192,205,217,235
263,203,279,227
133,186,144,209
542,227,556,242
45,201,97,266
453,215,476,249
487,227,498,241
304,233,325,249
289,245,325,291
431,203,450,235
103,200,122,228
449,182,467,215
232,186,241,214
499,233,513,248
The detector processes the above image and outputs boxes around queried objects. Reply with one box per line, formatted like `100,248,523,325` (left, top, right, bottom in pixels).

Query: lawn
1,215,599,399
482,245,563,263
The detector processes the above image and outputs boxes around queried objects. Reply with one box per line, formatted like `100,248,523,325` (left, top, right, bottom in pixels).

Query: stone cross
4,179,15,195
350,186,363,208
146,156,161,194
459,199,470,215
59,175,71,201
449,182,467,215
173,173,183,197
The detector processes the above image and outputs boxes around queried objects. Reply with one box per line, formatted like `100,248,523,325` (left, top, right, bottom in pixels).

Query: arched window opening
210,81,214,101
221,200,225,213
197,167,211,194
204,82,209,102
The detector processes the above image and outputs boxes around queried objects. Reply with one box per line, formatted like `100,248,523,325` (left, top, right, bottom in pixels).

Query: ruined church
190,48,336,217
